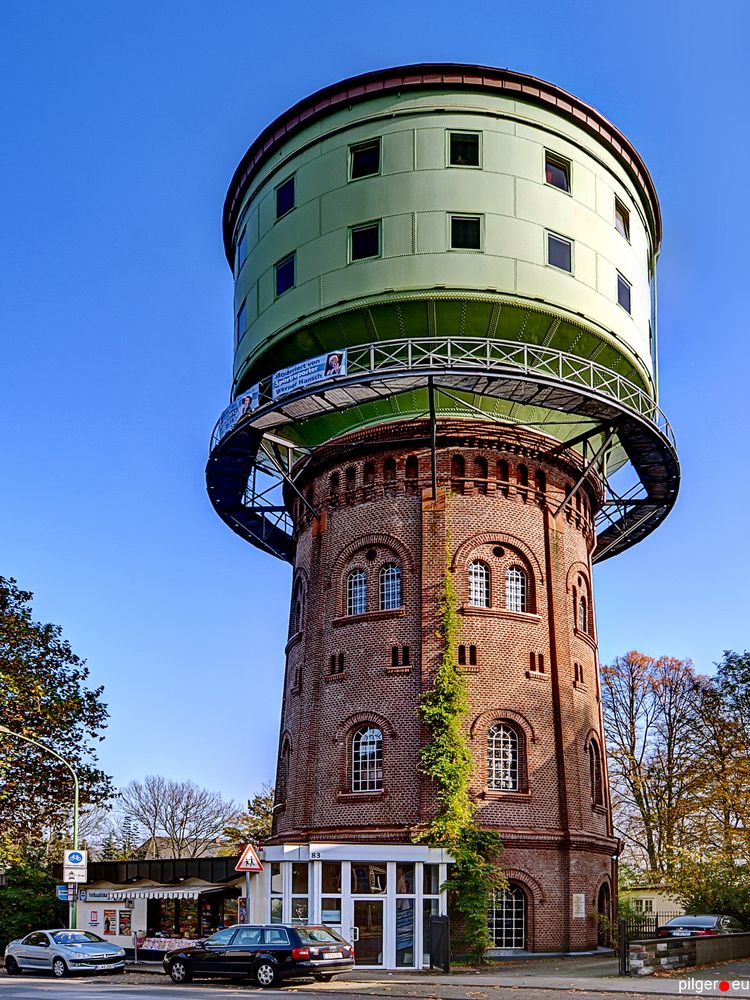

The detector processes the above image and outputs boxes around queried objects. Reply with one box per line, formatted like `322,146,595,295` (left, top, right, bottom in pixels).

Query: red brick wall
271,419,617,949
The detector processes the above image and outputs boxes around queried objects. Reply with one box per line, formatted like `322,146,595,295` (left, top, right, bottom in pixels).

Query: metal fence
618,912,684,974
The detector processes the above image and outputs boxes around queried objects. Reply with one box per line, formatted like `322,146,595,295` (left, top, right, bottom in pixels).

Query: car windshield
665,917,715,927
296,926,345,944
52,931,105,945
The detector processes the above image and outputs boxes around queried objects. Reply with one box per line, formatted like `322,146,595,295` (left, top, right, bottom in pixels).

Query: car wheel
168,959,193,984
52,958,68,978
254,960,279,988
5,957,22,976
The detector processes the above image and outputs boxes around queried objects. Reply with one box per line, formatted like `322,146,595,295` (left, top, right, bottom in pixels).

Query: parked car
163,923,355,987
4,929,126,977
658,915,745,937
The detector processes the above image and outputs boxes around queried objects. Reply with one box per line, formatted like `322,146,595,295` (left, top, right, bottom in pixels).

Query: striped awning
111,885,227,900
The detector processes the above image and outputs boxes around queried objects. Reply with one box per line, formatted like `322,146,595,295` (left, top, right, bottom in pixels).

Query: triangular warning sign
235,843,264,873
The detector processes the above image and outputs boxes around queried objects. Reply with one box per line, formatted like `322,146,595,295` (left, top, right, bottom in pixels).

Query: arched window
352,726,382,792
330,472,340,494
505,565,527,613
290,580,304,635
346,466,357,489
517,463,529,495
487,723,519,791
405,455,419,480
474,456,488,494
578,595,588,632
497,459,509,495
451,454,465,491
468,561,491,607
379,563,402,610
535,469,546,497
589,738,604,806
363,461,375,485
488,884,526,949
384,458,396,481
346,570,367,616
277,741,290,806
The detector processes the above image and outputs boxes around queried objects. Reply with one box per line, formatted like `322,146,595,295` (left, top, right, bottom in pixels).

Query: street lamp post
0,725,80,927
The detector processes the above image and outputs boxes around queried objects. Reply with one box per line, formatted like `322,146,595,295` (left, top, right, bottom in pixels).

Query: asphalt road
0,971,693,1000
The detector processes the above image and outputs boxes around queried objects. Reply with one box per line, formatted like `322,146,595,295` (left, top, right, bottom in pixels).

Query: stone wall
630,933,750,976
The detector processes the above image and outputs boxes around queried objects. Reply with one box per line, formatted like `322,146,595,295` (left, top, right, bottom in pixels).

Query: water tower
207,64,678,963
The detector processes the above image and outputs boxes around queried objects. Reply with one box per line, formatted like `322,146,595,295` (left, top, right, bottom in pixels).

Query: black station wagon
163,923,354,988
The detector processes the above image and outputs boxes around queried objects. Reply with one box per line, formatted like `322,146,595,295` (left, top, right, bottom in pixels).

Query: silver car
4,929,126,977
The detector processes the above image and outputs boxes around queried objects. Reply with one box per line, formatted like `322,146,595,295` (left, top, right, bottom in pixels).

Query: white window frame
346,570,367,616
468,560,491,608
487,723,519,791
351,726,383,792
505,565,527,613
379,564,402,611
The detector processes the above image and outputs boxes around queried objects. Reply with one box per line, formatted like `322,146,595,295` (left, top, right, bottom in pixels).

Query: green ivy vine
415,537,507,962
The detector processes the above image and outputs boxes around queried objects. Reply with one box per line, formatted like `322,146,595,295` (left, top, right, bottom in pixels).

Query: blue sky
1,1,747,806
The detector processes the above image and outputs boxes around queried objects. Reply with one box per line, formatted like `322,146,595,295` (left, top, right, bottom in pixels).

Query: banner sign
79,889,115,902
272,350,347,400
216,384,260,442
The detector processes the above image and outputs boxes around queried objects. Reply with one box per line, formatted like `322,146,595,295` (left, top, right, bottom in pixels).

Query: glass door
353,899,384,966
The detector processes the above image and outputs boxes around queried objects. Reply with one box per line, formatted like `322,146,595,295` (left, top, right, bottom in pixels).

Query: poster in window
103,909,116,935
118,910,132,936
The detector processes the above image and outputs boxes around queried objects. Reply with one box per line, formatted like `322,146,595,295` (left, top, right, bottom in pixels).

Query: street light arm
0,725,80,849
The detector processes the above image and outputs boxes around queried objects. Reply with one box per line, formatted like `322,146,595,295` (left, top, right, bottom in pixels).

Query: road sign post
63,849,87,929
234,845,263,925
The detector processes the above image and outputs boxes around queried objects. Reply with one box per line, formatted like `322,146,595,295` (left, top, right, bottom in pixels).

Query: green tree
0,577,112,852
416,541,505,962
0,848,66,951
667,856,750,926
601,651,706,874
222,783,275,854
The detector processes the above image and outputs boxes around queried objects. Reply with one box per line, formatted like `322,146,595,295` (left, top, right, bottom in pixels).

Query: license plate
674,930,690,936
324,951,343,959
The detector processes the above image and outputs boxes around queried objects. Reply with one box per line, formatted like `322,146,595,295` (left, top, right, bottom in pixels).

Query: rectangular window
617,272,632,313
236,300,247,341
350,139,380,179
450,215,481,250
449,132,480,167
615,197,630,240
275,253,295,297
236,228,247,274
275,176,295,219
547,232,573,272
350,221,380,261
545,151,571,193
402,645,410,666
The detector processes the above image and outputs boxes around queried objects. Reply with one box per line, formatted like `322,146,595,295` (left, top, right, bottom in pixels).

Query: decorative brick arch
592,871,613,909
335,710,398,743
451,530,544,583
330,533,416,583
470,708,536,744
502,867,547,906
566,561,592,595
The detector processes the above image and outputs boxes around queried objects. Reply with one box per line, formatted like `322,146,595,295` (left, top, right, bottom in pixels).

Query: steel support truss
206,336,679,564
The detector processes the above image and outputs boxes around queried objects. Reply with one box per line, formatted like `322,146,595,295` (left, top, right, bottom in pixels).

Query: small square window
547,232,572,272
615,197,630,240
545,152,571,193
236,300,247,340
350,139,380,180
351,222,380,261
276,176,295,219
236,228,247,274
449,132,480,167
450,215,481,250
275,253,295,297
617,272,631,313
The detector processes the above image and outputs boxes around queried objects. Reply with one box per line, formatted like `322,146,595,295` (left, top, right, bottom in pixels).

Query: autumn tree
0,577,112,854
601,651,706,875
222,782,275,854
119,776,237,858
